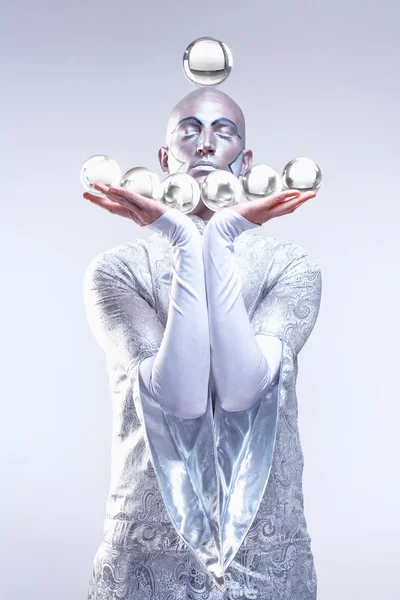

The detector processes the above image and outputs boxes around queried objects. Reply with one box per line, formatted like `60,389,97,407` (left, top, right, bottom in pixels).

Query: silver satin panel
85,215,322,599
135,365,224,589
215,354,282,572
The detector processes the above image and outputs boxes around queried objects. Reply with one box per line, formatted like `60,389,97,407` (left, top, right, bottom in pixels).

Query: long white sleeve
202,210,282,412
139,208,282,417
139,209,210,419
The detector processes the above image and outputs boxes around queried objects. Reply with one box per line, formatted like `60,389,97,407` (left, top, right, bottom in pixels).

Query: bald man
83,87,322,599
158,87,250,221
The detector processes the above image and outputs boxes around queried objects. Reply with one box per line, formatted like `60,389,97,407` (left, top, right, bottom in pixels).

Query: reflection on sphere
80,155,121,197
282,157,322,192
120,167,161,200
242,165,282,201
160,173,201,214
183,37,233,87
201,170,242,212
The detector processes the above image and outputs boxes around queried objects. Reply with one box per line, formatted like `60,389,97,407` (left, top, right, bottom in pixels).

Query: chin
191,173,207,185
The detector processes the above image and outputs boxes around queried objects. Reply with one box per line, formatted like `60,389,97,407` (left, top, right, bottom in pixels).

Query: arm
83,209,210,419
83,190,223,579
202,209,283,412
211,225,323,569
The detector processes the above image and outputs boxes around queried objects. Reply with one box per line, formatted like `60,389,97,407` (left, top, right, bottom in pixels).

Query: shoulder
85,238,148,273
83,238,151,289
241,230,321,274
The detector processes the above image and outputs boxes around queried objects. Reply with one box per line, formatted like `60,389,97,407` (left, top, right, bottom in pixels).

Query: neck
189,200,215,221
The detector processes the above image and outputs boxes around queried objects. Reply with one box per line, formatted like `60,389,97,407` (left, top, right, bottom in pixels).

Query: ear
240,149,253,176
158,146,169,173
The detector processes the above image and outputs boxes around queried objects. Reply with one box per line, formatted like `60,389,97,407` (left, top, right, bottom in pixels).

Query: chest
145,233,273,330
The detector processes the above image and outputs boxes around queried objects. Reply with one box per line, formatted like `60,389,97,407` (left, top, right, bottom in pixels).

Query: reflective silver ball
120,167,161,200
241,164,282,201
159,173,201,213
182,37,233,87
80,155,121,197
201,170,242,212
282,157,322,192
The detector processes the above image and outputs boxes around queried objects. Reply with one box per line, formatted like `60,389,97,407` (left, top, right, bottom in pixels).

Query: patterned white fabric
83,211,322,599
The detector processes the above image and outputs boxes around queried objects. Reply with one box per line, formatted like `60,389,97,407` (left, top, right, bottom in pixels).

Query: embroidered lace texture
83,213,322,599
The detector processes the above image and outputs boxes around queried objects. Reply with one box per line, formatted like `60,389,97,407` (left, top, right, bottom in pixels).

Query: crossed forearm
140,209,276,417
140,210,210,418
202,211,273,412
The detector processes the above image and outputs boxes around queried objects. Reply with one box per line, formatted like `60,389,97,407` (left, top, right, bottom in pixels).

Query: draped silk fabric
83,215,322,599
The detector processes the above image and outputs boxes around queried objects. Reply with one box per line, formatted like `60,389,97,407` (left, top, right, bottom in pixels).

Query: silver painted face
80,155,121,197
159,173,201,213
182,37,233,87
201,170,243,211
120,167,161,200
166,96,247,190
282,157,322,191
242,164,283,201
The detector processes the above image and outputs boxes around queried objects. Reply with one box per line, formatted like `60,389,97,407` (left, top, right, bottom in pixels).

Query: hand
83,183,171,227
224,189,317,226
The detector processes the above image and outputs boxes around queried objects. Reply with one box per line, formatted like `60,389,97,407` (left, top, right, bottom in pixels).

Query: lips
192,163,217,173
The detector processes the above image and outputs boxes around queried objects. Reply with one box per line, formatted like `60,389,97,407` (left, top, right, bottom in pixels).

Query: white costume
84,208,322,599
139,209,282,417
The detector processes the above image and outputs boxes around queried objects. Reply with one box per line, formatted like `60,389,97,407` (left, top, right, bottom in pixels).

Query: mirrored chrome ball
182,37,233,87
120,167,161,200
282,157,322,192
201,170,242,212
241,164,282,201
80,155,122,197
159,173,201,213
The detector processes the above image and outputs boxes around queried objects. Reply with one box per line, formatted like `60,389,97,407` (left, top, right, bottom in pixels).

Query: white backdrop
2,0,399,598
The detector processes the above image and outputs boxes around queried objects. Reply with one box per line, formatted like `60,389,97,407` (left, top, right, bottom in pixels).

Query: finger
269,193,315,218
93,183,143,207
107,185,151,210
278,191,316,207
102,187,169,227
293,197,313,210
85,191,146,225
83,192,136,219
249,189,300,213
93,183,111,194
298,191,317,201
102,190,144,221
83,191,115,204
271,189,301,203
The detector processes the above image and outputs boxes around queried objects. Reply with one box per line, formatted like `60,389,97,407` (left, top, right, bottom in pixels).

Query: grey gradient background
2,0,399,598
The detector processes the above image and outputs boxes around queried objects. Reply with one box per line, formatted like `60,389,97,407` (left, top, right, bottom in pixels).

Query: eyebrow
172,116,242,138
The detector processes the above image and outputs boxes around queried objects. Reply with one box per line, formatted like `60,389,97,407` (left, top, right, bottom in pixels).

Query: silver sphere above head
282,157,322,192
159,173,201,214
80,155,122,197
242,164,282,201
120,167,161,200
183,37,233,87
201,169,243,212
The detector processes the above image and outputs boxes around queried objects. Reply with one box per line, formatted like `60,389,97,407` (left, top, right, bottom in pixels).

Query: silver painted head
158,88,253,219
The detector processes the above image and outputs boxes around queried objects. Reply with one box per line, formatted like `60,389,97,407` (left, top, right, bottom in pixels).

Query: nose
196,131,216,156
